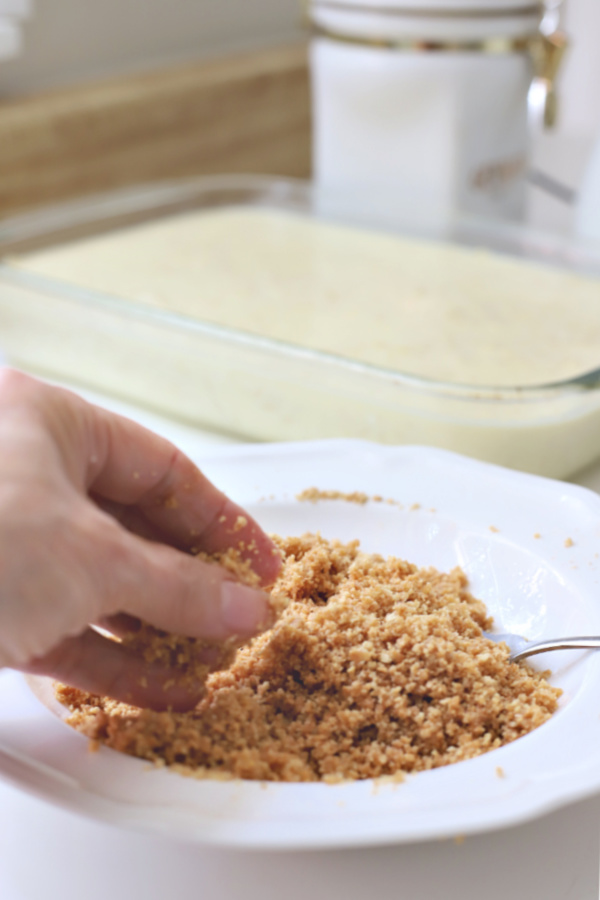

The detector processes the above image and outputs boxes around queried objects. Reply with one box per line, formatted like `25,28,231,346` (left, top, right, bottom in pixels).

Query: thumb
96,515,274,642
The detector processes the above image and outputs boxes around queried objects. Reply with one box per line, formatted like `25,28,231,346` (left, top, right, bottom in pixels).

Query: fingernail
220,581,270,636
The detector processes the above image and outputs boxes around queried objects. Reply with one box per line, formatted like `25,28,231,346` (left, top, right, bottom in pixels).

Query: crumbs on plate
56,534,560,782
296,487,403,507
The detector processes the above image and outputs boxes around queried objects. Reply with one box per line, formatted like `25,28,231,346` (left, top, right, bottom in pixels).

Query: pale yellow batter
13,207,600,388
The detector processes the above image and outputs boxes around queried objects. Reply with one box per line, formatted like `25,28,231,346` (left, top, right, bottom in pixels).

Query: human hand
0,369,281,710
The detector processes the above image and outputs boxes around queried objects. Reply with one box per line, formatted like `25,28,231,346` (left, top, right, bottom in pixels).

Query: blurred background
0,0,596,138
0,0,590,134
0,0,599,234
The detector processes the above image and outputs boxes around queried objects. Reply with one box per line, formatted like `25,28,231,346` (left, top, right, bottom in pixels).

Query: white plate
2,440,600,849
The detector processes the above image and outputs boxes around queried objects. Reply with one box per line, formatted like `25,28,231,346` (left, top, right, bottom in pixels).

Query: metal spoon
484,632,600,664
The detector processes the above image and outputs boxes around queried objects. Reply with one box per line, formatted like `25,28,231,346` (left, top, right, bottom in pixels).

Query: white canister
308,0,560,221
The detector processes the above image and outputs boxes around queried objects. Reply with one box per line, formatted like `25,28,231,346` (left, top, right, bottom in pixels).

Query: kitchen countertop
1,383,599,900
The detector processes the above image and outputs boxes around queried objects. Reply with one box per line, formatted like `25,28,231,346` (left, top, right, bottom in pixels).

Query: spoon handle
511,636,600,663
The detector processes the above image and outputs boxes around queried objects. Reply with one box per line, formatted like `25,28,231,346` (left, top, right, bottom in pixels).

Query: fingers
92,494,282,589
96,613,142,638
92,496,171,545
85,408,281,585
80,507,273,641
21,629,205,711
112,532,274,641
0,370,280,586
180,495,283,587
0,371,281,687
0,496,273,672
19,371,282,586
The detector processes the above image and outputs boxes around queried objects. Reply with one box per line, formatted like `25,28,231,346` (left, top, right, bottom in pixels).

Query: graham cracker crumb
56,535,559,783
564,537,574,548
296,487,369,505
495,766,505,778
298,488,405,507
489,525,499,533
233,515,248,533
533,533,541,539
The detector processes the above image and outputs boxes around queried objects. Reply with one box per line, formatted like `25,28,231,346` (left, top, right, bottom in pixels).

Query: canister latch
529,28,568,128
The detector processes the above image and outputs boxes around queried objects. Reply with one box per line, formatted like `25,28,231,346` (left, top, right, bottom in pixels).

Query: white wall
0,0,303,95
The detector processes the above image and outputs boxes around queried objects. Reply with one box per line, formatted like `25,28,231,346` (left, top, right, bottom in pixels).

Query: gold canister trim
310,22,533,53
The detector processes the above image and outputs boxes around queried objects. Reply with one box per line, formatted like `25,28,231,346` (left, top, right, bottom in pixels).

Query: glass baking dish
1,173,600,479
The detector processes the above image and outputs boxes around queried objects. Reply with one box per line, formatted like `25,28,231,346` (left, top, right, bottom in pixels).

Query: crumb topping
296,488,370,505
56,535,560,782
295,488,404,507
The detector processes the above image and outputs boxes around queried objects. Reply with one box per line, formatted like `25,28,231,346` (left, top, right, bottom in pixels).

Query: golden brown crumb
410,503,421,511
296,488,369,505
564,537,574,548
489,525,499,533
56,535,559,783
163,495,178,510
495,766,505,778
534,533,541,540
233,515,248,533
296,489,405,507
454,835,466,846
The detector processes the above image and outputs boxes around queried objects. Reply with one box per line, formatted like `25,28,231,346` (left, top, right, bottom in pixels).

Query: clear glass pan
1,174,600,478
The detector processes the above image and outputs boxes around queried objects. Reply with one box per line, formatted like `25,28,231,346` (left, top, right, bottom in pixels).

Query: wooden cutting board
0,43,311,217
